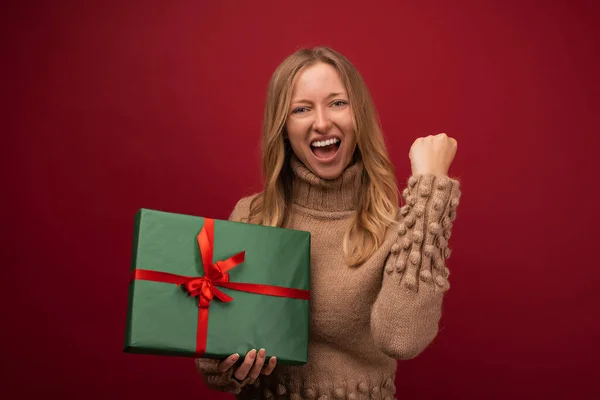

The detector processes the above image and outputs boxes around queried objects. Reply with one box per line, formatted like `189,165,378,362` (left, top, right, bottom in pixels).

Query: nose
313,107,332,133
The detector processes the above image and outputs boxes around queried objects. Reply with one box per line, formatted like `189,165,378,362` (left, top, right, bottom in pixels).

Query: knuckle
217,358,230,371
217,363,228,372
262,360,275,375
250,367,262,379
233,370,246,380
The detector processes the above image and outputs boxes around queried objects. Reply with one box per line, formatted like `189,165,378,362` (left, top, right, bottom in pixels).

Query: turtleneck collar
289,154,363,212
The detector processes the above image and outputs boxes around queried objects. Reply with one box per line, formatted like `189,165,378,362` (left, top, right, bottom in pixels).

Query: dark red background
4,0,599,398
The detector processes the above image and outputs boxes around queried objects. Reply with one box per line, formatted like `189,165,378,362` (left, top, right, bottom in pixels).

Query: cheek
345,133,357,155
285,121,305,150
340,115,356,143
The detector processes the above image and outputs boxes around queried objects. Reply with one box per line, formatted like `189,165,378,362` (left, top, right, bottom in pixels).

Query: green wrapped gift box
123,208,311,365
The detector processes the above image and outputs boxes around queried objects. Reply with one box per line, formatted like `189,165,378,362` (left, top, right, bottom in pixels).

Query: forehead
291,62,346,98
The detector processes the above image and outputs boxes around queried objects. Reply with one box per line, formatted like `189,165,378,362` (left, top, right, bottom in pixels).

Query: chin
306,155,348,180
312,165,344,180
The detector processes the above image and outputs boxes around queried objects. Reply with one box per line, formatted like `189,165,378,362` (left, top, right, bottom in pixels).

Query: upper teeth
311,138,340,147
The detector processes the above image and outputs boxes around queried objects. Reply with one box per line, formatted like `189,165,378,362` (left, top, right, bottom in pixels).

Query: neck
289,154,363,212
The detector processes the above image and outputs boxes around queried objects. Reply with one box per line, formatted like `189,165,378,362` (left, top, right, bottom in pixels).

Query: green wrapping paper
123,208,311,365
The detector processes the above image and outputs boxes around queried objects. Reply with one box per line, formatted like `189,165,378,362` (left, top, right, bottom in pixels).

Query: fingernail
249,349,256,359
232,353,239,361
259,348,266,357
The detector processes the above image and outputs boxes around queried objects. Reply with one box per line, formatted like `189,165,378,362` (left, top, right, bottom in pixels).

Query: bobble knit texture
196,156,461,399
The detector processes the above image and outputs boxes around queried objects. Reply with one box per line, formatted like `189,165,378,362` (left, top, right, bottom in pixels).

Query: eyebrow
292,92,346,104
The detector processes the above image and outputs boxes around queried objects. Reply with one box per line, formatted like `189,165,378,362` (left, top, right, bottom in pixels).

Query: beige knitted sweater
196,156,461,400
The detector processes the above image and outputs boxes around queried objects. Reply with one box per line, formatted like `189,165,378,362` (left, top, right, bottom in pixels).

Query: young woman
195,46,460,400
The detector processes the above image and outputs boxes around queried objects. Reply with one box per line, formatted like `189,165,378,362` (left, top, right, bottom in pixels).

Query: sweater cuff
195,358,254,394
385,174,461,292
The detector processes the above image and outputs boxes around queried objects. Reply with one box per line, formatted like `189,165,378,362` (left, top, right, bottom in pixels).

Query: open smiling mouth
310,138,341,160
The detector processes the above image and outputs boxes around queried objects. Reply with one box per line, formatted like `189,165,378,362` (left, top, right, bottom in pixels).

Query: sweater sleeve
194,194,259,393
370,174,461,360
194,358,255,394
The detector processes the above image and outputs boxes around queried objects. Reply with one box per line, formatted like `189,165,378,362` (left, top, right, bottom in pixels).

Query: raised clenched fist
409,133,457,176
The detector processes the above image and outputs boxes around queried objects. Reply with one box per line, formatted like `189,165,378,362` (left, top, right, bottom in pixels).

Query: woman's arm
370,174,461,359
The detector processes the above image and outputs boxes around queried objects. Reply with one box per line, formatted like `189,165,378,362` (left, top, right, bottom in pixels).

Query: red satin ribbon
132,218,309,355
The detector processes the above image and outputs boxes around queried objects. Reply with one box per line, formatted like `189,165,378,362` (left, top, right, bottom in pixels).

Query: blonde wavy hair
247,46,399,266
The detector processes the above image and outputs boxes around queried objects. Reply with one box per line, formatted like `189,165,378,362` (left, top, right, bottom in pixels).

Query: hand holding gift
213,349,277,381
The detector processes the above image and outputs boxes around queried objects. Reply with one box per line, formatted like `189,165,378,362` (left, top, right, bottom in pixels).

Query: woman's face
285,62,357,180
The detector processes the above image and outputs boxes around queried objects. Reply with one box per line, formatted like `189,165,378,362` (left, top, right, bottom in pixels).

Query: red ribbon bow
180,225,246,308
132,218,309,355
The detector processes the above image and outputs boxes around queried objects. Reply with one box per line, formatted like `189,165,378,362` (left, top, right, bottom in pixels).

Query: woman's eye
292,107,309,114
332,100,348,107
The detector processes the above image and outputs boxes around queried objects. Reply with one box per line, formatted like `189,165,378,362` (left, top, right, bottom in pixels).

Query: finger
247,348,267,380
233,349,256,381
261,357,277,376
217,353,240,373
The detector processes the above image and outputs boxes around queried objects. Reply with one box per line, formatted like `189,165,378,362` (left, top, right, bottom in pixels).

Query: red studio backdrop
3,0,599,399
